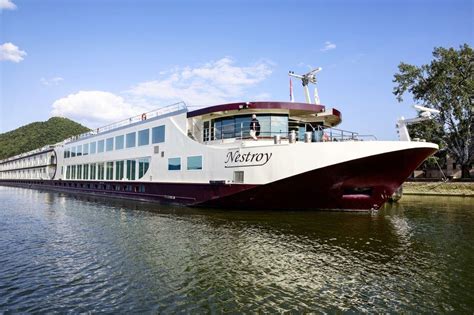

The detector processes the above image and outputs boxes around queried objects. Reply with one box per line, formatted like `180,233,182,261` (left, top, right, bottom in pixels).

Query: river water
0,186,472,313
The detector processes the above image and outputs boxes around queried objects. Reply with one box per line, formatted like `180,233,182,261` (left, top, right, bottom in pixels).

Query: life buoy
141,113,147,120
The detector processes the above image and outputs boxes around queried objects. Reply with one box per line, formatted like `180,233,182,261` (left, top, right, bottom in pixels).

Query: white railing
64,102,188,144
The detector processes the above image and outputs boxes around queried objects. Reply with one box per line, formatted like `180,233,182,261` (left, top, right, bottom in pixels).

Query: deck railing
63,102,187,144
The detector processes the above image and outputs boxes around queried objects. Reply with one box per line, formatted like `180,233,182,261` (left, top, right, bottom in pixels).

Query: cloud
0,42,26,62
40,77,64,86
127,57,273,106
320,41,336,52
50,58,273,127
0,0,16,10
51,91,147,127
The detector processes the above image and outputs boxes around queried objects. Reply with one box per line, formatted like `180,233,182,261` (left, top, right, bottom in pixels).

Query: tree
393,44,473,178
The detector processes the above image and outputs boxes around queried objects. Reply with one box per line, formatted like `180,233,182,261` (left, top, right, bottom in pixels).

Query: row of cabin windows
168,156,203,171
64,125,165,159
64,157,150,181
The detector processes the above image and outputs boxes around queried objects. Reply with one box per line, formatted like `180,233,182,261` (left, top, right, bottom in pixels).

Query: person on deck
249,114,260,140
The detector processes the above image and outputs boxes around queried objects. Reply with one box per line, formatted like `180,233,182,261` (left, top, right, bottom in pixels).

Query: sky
1,0,472,140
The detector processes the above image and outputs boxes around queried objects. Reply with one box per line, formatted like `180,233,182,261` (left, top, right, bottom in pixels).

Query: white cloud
0,42,26,62
320,41,336,52
50,58,273,127
40,77,64,86
0,0,17,10
127,57,273,106
51,91,147,127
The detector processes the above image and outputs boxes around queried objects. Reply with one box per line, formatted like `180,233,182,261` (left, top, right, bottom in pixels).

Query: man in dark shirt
249,114,260,140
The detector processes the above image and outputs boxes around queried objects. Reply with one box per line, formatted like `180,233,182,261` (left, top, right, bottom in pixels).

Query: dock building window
116,161,124,180
106,162,113,180
83,143,89,156
90,163,97,180
138,157,150,179
126,132,136,148
168,157,181,171
115,135,124,150
98,163,105,180
187,156,203,170
138,129,150,146
98,140,105,153
106,137,114,152
90,142,97,154
126,160,136,180
152,125,165,143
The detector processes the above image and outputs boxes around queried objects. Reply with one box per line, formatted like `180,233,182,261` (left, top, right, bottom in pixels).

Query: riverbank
403,181,474,197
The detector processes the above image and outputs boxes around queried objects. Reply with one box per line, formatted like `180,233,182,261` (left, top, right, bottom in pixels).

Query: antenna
289,67,322,104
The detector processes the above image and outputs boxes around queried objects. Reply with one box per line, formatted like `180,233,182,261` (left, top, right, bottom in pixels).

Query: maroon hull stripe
0,147,435,211
196,147,437,210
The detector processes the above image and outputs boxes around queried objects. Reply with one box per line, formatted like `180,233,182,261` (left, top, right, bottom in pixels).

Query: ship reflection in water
0,187,472,313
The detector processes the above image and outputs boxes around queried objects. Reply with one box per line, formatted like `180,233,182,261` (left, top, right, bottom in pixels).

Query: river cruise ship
0,99,438,210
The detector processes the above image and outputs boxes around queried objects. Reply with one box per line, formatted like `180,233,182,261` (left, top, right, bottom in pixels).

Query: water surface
0,187,473,312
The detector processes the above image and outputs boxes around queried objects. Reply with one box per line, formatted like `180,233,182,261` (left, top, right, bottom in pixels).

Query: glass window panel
126,160,136,180
76,145,82,157
71,165,76,179
152,125,165,144
71,147,76,157
106,137,114,151
90,142,97,154
138,129,149,146
90,163,96,180
97,163,105,180
77,165,82,179
115,160,124,180
115,135,124,150
187,156,202,170
83,164,89,180
83,143,89,156
126,132,136,148
138,157,150,179
98,140,105,153
168,157,181,171
106,162,113,180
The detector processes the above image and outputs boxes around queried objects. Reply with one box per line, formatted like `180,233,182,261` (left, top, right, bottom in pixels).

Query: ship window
152,125,165,144
71,165,76,179
126,132,136,148
115,135,124,150
115,160,124,180
106,162,113,180
138,129,150,146
64,149,70,159
76,145,82,157
168,157,181,171
139,185,145,193
98,140,105,153
90,163,96,180
90,142,97,154
126,159,136,180
106,138,114,151
71,147,76,157
138,157,150,179
97,162,105,180
77,165,82,179
203,121,210,141
83,143,89,156
66,166,70,179
83,164,89,180
187,156,202,170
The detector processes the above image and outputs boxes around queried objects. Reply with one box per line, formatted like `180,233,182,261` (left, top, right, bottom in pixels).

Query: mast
288,67,322,104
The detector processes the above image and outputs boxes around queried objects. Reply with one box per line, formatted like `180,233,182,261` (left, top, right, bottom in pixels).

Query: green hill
0,117,90,160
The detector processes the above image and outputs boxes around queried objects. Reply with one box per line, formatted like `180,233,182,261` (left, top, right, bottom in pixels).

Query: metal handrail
64,102,187,144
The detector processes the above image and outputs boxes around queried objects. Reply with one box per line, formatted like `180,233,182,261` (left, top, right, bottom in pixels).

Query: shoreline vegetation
402,181,474,197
